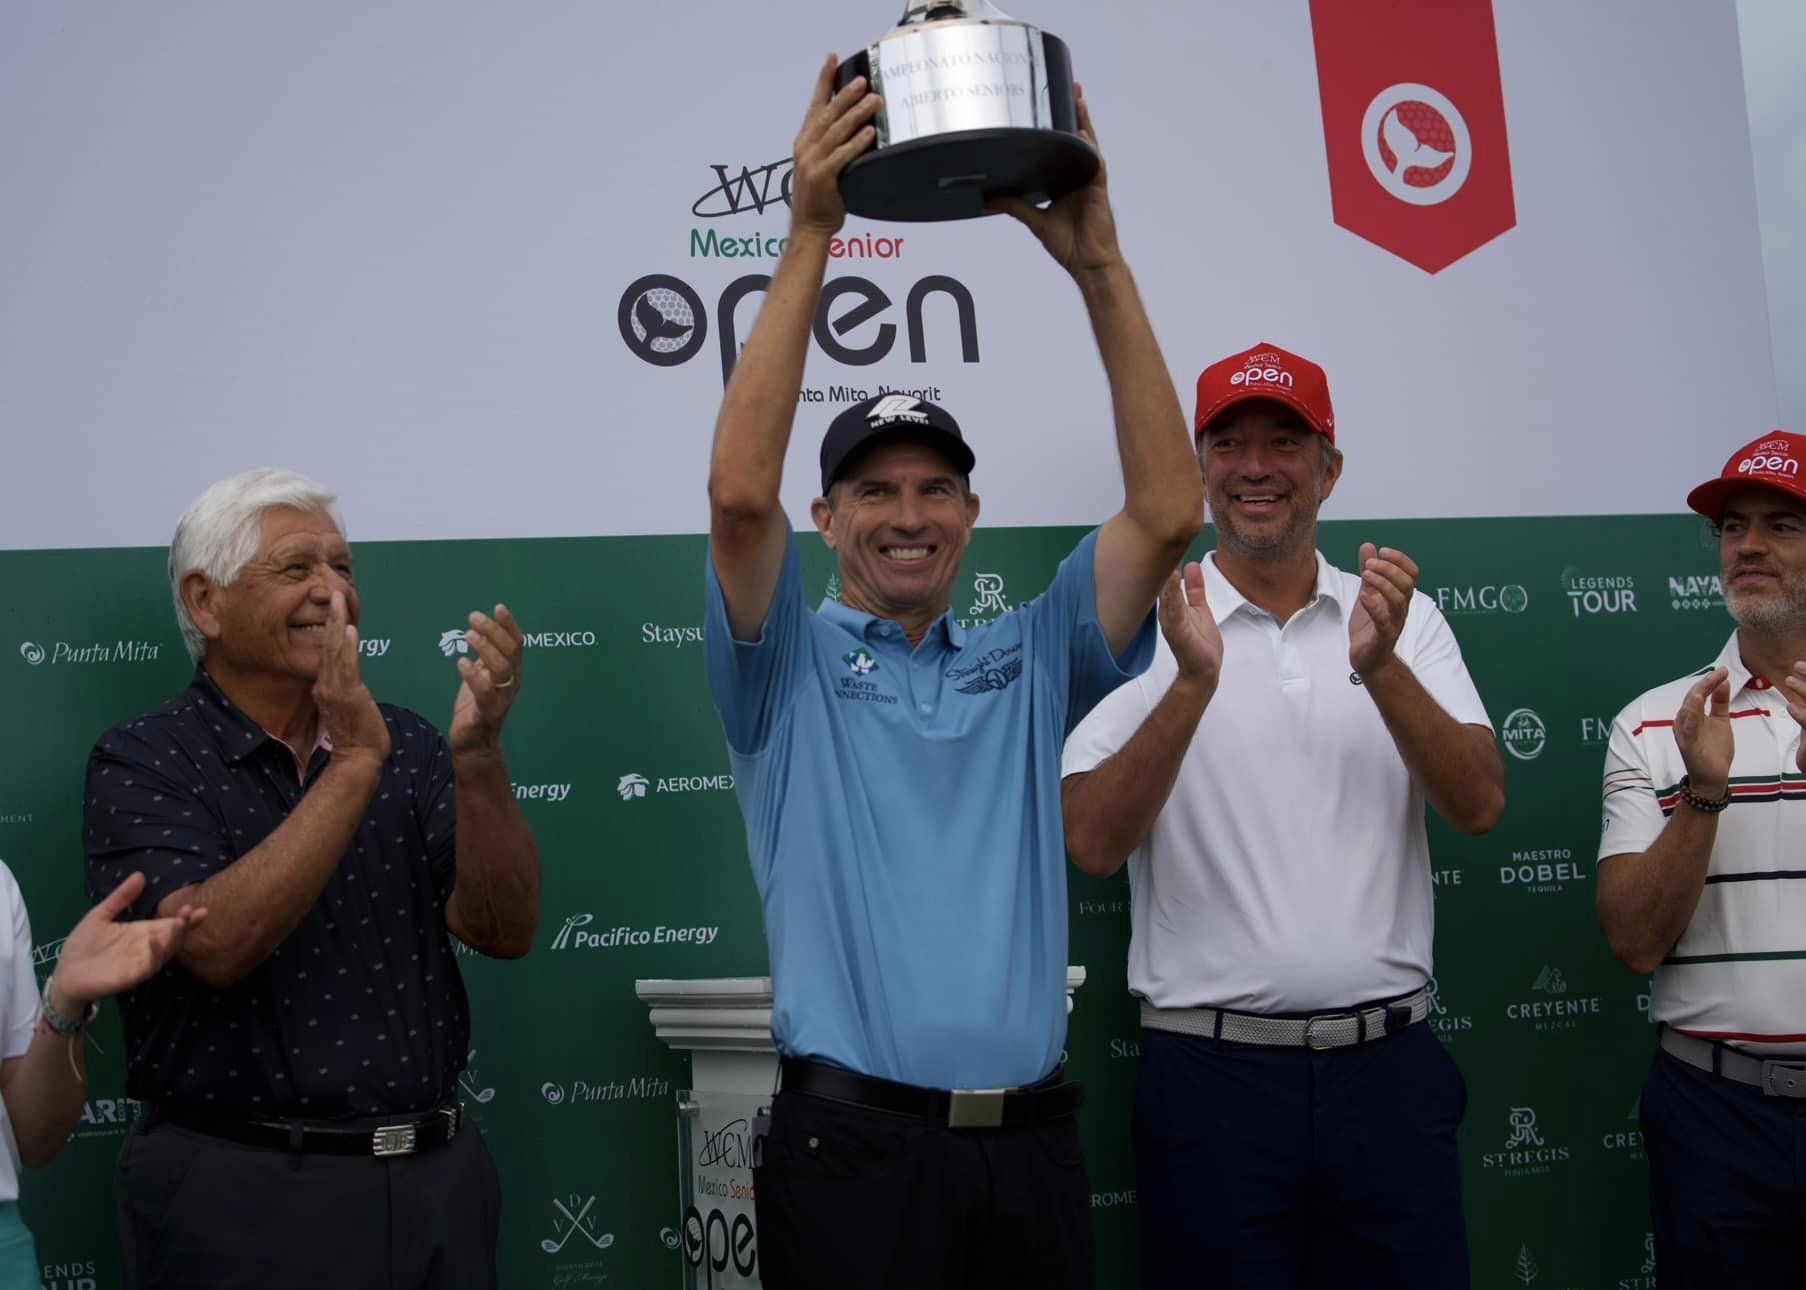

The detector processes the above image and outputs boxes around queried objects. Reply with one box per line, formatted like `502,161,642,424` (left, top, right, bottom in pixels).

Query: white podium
636,970,1088,1289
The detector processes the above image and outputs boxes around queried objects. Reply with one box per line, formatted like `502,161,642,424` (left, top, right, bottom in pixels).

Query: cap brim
1686,475,1806,521
1195,389,1332,443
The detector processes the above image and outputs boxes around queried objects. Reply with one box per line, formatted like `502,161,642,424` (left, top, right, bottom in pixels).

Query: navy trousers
115,1114,500,1290
753,1087,1094,1290
1642,1044,1806,1287
1135,1021,1468,1289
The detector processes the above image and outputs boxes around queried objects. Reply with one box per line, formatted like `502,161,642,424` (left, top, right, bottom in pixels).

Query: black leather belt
779,1057,1083,1129
150,1101,463,1157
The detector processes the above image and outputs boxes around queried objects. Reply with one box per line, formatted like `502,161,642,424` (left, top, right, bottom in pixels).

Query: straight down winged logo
956,656,1023,695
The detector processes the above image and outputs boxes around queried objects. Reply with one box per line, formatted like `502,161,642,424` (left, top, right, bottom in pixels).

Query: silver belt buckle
372,1124,419,1157
1761,1061,1806,1099
947,1088,1007,1129
440,1104,462,1140
1303,1013,1357,1051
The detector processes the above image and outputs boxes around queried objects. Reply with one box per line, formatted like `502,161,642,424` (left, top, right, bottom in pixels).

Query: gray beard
1727,589,1806,631
1725,566,1806,631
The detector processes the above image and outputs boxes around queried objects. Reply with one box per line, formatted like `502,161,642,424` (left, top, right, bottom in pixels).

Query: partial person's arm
1349,544,1504,834
150,593,391,988
994,94,1201,655
2,873,199,1166
443,607,541,959
709,59,882,639
1064,565,1219,876
1598,668,1730,974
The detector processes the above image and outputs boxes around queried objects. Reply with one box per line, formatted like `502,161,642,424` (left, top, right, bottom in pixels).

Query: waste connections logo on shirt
548,913,720,952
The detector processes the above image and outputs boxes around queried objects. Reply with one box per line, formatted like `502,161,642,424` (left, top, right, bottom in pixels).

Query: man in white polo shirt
1061,341,1504,1288
1597,430,1806,1283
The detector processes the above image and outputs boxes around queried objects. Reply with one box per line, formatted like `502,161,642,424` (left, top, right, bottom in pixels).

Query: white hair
169,469,344,662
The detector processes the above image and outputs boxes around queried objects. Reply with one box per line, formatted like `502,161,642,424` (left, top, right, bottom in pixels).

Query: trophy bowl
833,0,1098,222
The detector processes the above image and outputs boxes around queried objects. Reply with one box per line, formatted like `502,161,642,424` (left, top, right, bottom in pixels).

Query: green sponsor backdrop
1,512,1725,1289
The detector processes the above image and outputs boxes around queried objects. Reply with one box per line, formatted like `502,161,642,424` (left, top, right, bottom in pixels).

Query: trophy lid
897,0,1013,25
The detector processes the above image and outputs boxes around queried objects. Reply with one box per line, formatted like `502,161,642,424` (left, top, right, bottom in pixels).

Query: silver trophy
834,0,1097,222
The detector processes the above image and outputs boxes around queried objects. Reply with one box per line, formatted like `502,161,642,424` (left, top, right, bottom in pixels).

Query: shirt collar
816,598,965,649
1717,630,1780,699
191,670,334,765
1200,550,1343,626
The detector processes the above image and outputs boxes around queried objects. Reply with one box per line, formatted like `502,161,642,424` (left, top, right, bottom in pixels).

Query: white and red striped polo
1599,631,1806,1055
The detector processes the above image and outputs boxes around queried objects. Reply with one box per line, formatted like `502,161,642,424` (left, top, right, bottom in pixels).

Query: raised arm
995,92,1202,656
708,57,882,639
1598,668,1730,974
1350,544,1504,834
1064,564,1219,876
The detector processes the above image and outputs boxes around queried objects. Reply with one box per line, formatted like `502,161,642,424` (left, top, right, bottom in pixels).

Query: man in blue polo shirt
703,60,1201,1290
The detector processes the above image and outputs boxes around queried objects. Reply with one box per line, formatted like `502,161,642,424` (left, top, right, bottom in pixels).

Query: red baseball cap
1686,431,1806,520
1194,342,1336,445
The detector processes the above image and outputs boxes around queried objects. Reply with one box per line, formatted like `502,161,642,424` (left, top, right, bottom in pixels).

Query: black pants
115,1112,501,1290
752,1087,1094,1290
1135,1022,1469,1289
1643,1045,1806,1286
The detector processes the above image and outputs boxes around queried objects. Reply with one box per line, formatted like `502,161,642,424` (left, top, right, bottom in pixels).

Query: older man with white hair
83,468,540,1290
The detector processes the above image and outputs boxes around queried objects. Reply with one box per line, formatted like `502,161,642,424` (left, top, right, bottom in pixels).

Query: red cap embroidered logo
1311,0,1516,273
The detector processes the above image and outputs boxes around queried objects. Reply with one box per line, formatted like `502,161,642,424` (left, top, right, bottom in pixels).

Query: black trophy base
838,128,1100,223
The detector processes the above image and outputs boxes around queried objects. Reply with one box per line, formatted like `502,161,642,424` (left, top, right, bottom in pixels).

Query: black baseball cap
819,395,976,495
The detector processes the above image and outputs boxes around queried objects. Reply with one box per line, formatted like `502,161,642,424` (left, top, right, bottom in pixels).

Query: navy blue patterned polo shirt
83,672,470,1119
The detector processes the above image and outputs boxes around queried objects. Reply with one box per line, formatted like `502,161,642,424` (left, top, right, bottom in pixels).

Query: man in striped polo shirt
1598,429,1806,1281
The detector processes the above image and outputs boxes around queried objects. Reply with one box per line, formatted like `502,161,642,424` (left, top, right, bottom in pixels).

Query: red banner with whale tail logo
1310,0,1516,273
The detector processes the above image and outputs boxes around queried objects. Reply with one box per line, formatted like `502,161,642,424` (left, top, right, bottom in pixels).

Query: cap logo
1229,366,1294,390
1738,453,1798,478
1756,438,1792,454
867,394,930,426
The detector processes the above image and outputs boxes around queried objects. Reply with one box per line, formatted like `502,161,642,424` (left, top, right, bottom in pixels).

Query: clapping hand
1781,661,1806,776
450,605,525,756
1161,562,1222,698
1348,543,1417,678
1673,666,1734,796
49,873,205,1016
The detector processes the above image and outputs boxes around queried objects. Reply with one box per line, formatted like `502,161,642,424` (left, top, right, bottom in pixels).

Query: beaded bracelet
1678,775,1731,815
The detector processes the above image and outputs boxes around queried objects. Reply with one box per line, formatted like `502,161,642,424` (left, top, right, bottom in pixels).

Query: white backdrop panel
0,0,1775,548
